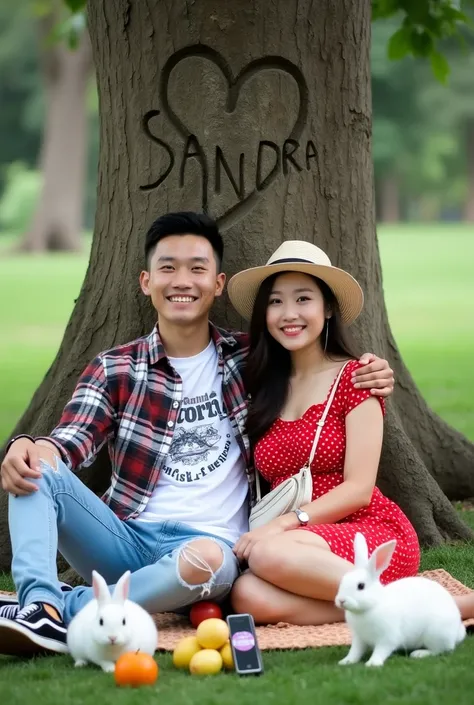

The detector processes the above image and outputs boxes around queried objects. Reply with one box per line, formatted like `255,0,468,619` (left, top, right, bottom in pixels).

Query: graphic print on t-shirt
163,391,232,482
169,392,222,465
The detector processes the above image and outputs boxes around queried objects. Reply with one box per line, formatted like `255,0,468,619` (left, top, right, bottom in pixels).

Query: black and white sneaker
0,603,19,620
0,583,72,622
0,592,19,620
0,603,68,656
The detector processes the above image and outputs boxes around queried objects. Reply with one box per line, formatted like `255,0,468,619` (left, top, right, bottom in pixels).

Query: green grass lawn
0,223,473,704
379,223,474,440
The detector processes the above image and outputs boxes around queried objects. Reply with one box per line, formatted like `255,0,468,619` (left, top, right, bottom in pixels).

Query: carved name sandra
140,111,317,203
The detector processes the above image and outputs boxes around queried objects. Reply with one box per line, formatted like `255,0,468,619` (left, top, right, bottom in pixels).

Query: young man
0,212,394,656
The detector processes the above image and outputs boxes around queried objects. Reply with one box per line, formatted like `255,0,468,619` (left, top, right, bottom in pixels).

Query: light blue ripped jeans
8,458,240,625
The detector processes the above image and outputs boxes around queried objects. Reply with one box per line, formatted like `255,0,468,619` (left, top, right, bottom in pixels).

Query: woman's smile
281,325,306,337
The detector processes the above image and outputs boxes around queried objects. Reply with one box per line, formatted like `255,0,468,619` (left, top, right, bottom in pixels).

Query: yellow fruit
189,649,223,675
196,618,229,650
219,641,234,670
172,636,202,669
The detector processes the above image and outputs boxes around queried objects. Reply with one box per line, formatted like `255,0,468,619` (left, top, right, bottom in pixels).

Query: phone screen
227,614,263,673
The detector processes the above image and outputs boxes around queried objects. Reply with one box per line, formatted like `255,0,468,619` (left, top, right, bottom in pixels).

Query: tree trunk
18,14,92,253
378,174,400,222
464,120,474,223
1,0,473,570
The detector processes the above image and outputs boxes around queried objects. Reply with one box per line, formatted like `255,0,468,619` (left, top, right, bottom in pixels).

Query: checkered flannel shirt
38,323,254,520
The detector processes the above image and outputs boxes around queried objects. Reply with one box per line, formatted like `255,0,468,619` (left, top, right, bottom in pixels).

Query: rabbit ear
92,571,111,605
353,532,369,568
112,570,131,604
368,540,397,579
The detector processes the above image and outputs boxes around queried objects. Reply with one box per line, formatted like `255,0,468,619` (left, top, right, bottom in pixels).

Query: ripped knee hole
177,539,224,586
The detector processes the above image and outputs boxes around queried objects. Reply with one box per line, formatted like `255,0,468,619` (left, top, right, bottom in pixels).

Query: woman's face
265,272,328,352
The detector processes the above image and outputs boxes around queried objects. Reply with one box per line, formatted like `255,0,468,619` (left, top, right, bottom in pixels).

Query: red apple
189,601,223,628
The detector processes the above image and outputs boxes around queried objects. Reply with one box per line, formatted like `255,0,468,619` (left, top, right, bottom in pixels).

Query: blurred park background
0,2,473,447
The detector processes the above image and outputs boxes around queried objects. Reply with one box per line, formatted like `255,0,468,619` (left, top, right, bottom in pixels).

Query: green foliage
47,10,86,49
430,49,451,81
34,0,87,50
371,7,474,218
64,0,85,11
373,0,472,81
0,162,41,235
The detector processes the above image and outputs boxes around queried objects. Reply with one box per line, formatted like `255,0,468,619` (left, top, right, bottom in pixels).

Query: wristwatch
293,508,310,526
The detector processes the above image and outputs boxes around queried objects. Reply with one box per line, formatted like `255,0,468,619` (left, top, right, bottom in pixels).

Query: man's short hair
144,211,224,270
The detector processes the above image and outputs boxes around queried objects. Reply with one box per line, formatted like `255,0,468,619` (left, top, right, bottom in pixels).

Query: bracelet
5,434,35,455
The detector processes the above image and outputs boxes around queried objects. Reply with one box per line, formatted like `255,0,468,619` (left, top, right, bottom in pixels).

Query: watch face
297,510,309,523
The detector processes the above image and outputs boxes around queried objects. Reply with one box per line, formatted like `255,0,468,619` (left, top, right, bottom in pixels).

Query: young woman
227,240,474,627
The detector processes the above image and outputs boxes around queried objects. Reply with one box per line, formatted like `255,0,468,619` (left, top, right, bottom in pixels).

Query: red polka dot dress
254,360,420,584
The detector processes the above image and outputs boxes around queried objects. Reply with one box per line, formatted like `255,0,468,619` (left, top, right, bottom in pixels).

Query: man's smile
166,295,198,303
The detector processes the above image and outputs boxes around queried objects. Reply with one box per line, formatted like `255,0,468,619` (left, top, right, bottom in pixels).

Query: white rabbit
67,570,158,672
335,532,465,667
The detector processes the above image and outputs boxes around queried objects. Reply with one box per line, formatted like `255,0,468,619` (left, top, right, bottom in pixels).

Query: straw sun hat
227,240,364,325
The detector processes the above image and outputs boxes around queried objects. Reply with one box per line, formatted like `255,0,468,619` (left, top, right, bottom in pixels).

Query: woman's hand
233,516,292,562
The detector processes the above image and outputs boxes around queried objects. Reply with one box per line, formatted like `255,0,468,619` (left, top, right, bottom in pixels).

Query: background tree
418,36,474,221
0,1,41,187
18,2,93,252
0,0,97,249
1,0,474,569
371,6,474,222
371,20,424,222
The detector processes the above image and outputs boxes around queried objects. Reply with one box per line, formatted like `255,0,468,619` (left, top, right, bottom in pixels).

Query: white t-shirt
138,340,249,544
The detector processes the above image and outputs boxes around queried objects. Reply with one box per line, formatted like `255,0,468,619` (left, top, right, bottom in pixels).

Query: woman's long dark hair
245,272,360,447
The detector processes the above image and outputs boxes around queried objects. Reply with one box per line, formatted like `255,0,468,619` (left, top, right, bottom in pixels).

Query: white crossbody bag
249,361,350,530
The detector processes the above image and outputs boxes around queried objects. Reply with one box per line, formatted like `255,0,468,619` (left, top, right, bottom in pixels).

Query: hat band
270,257,314,265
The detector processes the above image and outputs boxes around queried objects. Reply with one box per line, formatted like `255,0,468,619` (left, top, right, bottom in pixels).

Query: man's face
140,234,226,326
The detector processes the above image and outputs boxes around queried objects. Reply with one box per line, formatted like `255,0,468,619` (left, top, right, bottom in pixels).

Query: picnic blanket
153,569,474,650
2,569,472,651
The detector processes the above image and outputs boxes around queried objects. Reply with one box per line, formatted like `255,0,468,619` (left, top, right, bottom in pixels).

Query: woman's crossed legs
231,530,474,626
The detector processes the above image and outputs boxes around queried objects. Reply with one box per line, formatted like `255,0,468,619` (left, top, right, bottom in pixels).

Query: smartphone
226,613,264,676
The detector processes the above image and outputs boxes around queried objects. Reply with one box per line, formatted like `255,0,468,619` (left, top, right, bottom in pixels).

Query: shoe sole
0,595,18,605
0,619,69,656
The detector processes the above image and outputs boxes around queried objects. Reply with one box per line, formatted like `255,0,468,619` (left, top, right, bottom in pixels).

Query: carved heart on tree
144,45,311,229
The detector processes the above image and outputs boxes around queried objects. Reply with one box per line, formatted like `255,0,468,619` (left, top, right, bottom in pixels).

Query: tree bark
18,13,92,252
1,0,473,570
464,120,474,223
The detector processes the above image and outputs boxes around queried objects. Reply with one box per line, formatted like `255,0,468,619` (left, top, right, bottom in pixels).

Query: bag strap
306,360,351,468
255,463,263,502
253,360,351,502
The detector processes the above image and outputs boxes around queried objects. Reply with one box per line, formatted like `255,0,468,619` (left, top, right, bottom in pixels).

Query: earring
324,318,330,352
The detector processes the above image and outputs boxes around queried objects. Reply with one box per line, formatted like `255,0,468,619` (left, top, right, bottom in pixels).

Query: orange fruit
114,651,159,687
196,618,229,650
172,635,202,669
189,648,223,675
219,641,234,670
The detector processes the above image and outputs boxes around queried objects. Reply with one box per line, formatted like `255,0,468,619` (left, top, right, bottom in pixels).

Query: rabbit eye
122,618,126,626
99,618,104,626
357,582,365,590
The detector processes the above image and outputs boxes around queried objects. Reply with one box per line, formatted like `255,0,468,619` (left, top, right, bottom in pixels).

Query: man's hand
353,353,394,398
1,438,42,496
